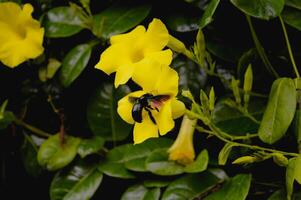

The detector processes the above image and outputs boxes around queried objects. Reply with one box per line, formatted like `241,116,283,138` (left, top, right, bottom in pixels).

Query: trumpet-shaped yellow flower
168,115,196,165
0,2,44,68
117,60,185,144
95,18,172,88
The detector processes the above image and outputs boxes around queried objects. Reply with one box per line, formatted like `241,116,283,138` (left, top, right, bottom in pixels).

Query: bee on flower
117,59,185,144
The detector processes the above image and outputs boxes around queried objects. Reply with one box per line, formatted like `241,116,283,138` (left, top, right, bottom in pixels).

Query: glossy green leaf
98,144,135,179
286,158,298,200
258,78,296,144
121,184,160,200
204,174,252,200
50,164,103,200
98,161,135,179
87,83,131,141
124,138,173,172
286,0,301,10
144,180,170,188
37,134,81,171
44,7,85,38
230,0,285,20
268,190,301,200
184,149,209,173
282,7,301,31
77,136,105,158
218,143,236,165
165,6,201,32
21,135,43,177
199,0,220,28
162,172,225,200
92,3,151,39
145,148,184,176
60,43,92,87
212,99,264,135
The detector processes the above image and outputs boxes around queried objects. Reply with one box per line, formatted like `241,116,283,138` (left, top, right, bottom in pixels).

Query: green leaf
184,149,209,173
218,143,236,165
37,134,81,171
165,7,201,32
286,157,298,200
98,161,135,179
87,83,131,141
212,99,264,135
44,6,85,38
77,136,105,158
286,0,301,10
199,0,220,29
162,172,225,200
145,148,184,176
144,180,170,188
92,3,151,39
204,174,252,200
50,163,103,200
258,78,296,144
121,184,160,200
60,43,93,87
0,111,15,130
98,144,135,179
21,135,43,177
282,7,301,31
268,190,301,200
124,138,173,172
230,0,285,20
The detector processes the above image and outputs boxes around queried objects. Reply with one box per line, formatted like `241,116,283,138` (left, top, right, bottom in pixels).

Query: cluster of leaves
1,0,301,199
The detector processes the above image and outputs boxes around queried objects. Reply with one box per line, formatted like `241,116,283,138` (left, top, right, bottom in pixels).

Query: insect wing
150,95,170,109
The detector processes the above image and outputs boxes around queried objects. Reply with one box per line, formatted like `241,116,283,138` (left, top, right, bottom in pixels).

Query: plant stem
200,127,298,157
246,15,279,78
14,118,51,138
279,16,300,78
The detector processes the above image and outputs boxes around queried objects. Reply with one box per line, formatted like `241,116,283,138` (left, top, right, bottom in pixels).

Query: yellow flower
95,18,172,88
0,2,44,68
117,60,185,144
168,115,196,165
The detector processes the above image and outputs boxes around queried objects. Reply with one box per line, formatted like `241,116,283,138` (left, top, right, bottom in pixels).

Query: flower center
131,49,144,63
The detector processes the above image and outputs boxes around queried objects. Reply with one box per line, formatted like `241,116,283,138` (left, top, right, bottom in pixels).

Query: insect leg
145,107,156,125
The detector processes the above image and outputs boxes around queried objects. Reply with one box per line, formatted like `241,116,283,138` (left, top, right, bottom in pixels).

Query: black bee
128,93,170,124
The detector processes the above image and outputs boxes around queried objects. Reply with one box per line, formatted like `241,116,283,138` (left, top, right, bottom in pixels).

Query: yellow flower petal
132,59,160,92
0,2,44,68
143,18,169,54
145,49,173,65
117,91,146,124
155,66,179,96
132,59,178,96
171,99,186,119
114,64,135,88
133,116,158,144
154,100,175,135
95,43,131,75
110,26,146,45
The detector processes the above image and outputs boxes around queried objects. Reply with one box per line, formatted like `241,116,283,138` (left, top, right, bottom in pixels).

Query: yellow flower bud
167,35,187,54
168,115,196,165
